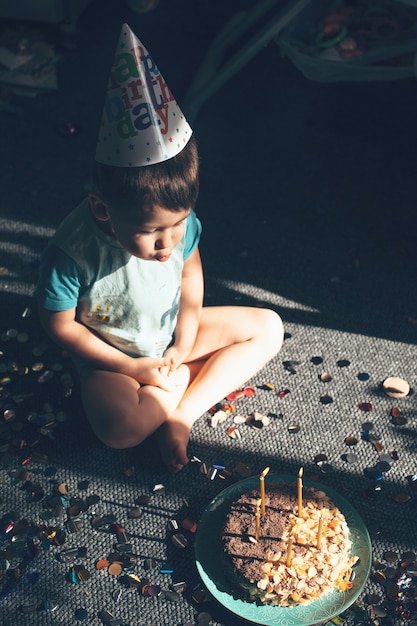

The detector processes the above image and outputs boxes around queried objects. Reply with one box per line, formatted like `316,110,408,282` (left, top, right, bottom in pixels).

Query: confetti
320,395,333,405
310,356,323,365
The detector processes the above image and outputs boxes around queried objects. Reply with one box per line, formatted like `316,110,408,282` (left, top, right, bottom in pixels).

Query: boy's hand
163,346,189,370
131,356,182,391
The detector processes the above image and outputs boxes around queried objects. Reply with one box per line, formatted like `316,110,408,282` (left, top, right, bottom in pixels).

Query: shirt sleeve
184,210,202,260
36,245,83,311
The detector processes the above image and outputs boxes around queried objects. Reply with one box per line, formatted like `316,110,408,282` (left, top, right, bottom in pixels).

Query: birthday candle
260,466,270,516
255,498,261,541
286,536,293,567
297,467,303,517
317,512,323,549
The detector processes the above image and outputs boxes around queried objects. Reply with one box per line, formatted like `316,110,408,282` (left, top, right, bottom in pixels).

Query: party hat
95,24,192,167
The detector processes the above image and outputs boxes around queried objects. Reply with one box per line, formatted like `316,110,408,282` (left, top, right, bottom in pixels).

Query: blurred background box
0,0,93,26
276,0,417,82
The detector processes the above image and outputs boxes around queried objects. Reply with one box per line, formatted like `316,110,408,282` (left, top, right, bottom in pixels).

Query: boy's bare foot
155,419,191,472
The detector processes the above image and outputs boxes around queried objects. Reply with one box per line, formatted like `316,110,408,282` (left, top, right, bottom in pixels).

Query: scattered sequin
320,395,333,404
171,533,188,549
345,452,358,464
394,492,411,503
358,402,373,412
344,436,358,446
383,376,410,398
310,356,323,365
288,423,300,433
320,372,332,382
337,359,350,367
282,360,300,374
278,388,290,398
391,407,407,425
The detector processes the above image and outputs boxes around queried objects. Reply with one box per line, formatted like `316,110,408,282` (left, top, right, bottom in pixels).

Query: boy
36,25,284,471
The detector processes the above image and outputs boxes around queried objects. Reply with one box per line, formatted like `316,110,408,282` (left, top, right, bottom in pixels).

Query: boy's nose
155,231,172,250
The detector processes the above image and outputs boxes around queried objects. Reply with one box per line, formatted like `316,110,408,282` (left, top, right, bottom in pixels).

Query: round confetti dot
77,567,90,581
376,460,391,473
147,584,161,597
74,607,89,621
379,453,394,465
383,376,410,398
391,410,407,425
227,426,241,439
135,494,151,505
181,517,198,532
164,590,181,602
172,533,188,549
357,402,373,412
108,562,122,575
336,359,350,367
394,492,411,503
372,571,386,584
288,423,300,433
364,466,383,481
367,592,382,605
310,356,323,365
197,612,213,626
320,395,333,405
320,372,332,382
345,453,358,464
344,436,358,446
86,494,100,506
43,600,58,612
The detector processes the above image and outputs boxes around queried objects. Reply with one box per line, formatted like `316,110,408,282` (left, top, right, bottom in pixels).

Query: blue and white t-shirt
36,199,202,358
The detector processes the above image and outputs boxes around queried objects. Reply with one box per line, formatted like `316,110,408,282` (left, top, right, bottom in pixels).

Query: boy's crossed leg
80,365,190,449
157,306,284,471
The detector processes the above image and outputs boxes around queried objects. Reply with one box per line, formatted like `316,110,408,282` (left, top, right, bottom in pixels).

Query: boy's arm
167,246,204,363
38,307,177,389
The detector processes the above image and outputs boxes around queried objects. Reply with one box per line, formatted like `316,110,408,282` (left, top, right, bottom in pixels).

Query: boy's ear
88,193,111,222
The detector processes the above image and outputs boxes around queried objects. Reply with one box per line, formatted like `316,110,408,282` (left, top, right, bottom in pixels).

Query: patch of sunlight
0,241,40,257
0,218,55,238
215,279,320,313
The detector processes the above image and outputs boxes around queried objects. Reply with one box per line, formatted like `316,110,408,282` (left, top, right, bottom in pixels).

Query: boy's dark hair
92,135,199,216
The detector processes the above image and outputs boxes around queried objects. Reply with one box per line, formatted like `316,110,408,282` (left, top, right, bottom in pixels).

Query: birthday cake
222,483,358,606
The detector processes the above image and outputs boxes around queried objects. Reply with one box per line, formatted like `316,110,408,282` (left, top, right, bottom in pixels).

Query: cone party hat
95,24,192,167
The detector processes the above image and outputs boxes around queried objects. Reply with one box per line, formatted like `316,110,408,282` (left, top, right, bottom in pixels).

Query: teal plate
195,474,372,626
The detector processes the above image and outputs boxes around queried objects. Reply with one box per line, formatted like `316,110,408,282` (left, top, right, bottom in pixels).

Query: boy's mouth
156,253,171,262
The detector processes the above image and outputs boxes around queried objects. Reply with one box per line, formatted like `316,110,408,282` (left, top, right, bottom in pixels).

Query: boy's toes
164,445,189,472
155,419,191,472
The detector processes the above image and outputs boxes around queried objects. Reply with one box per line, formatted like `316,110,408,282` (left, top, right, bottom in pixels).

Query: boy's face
108,204,190,262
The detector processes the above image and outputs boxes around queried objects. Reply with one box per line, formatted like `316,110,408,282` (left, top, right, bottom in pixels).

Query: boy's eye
137,220,186,234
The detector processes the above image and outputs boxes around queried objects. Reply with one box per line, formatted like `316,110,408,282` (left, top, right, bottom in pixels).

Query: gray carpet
1,1,417,625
